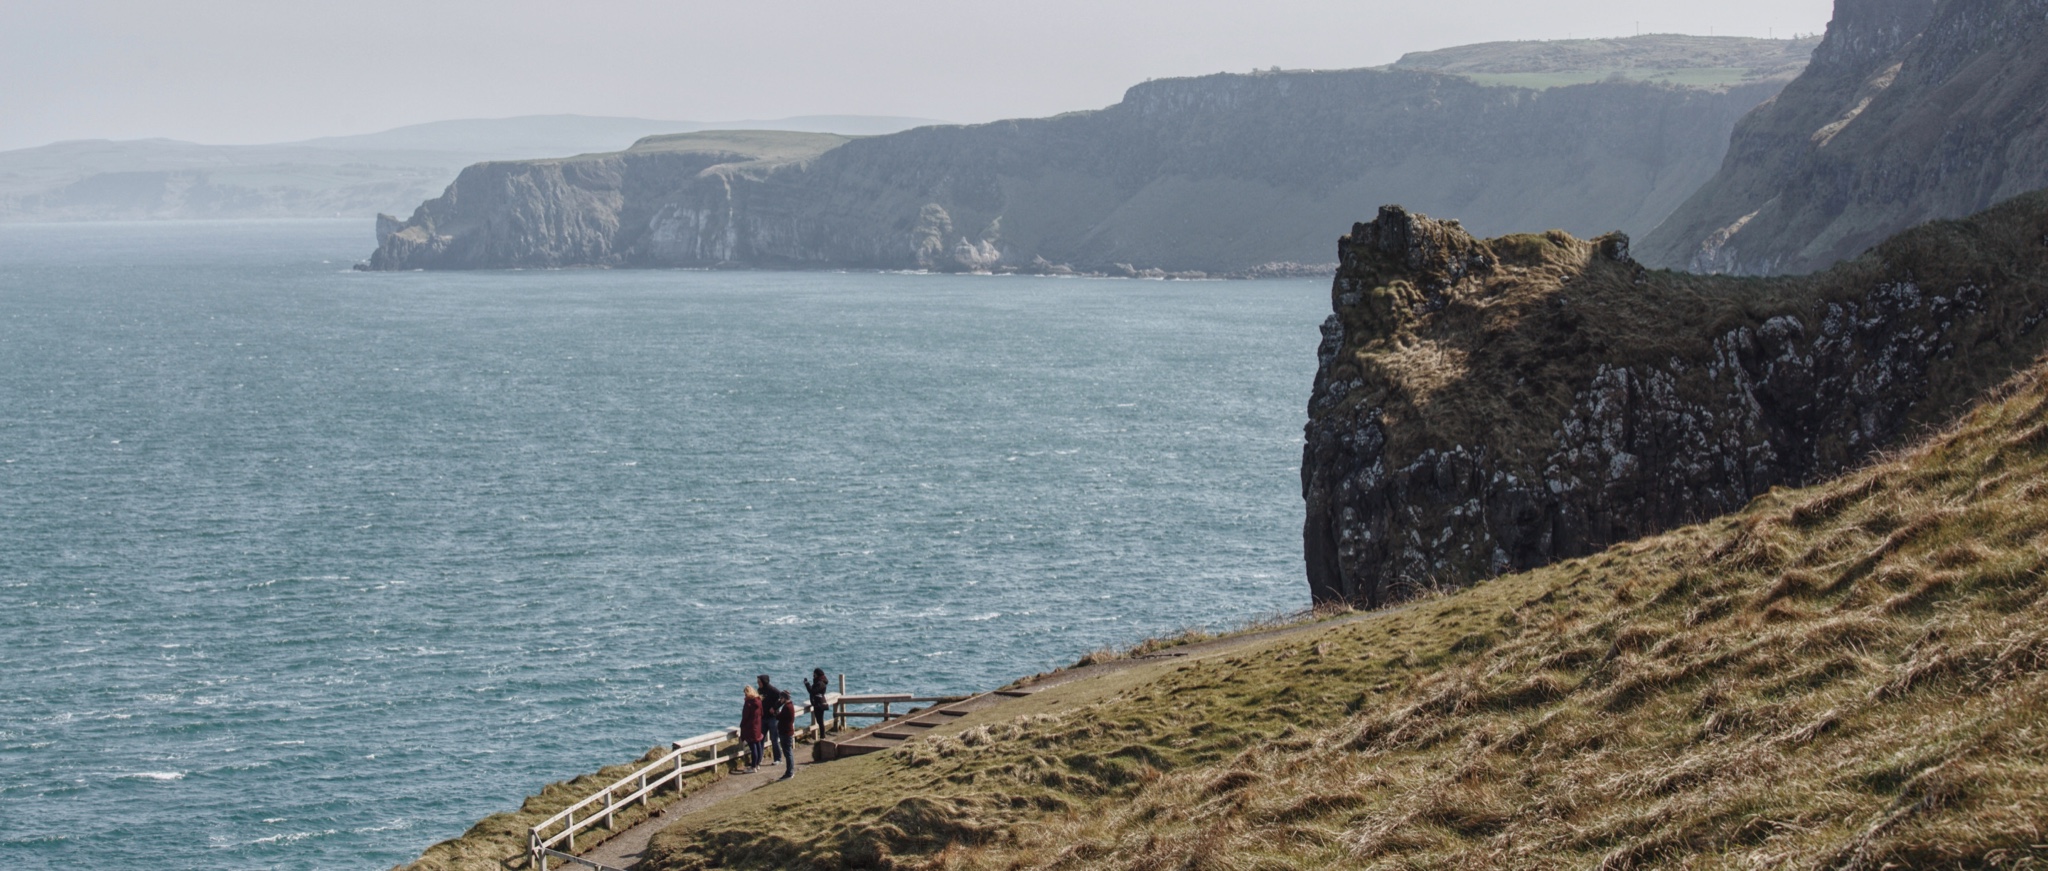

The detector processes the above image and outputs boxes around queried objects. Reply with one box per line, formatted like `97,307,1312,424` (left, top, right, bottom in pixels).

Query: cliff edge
1303,192,2048,606
362,37,1810,274
1640,0,2048,274
364,131,852,270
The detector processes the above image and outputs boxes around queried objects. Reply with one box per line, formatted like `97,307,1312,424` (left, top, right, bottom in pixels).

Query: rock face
1639,0,2048,274
363,50,1804,273
363,131,857,270
1302,192,2048,606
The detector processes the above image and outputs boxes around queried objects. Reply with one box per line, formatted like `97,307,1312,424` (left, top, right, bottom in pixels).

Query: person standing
772,689,798,780
803,668,831,738
739,686,764,773
756,675,783,763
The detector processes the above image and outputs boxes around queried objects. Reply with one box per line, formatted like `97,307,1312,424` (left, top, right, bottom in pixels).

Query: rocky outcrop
363,40,1808,273
1302,191,2048,606
361,131,857,270
1639,0,2048,274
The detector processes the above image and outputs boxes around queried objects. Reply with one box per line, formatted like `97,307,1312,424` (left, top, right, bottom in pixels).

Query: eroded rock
1303,192,2048,606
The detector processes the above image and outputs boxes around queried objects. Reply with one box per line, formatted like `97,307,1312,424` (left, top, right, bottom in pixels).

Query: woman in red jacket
739,685,765,773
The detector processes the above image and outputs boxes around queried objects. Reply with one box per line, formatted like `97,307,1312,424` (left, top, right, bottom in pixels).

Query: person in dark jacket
771,690,798,779
739,685,764,773
803,668,831,737
756,674,783,762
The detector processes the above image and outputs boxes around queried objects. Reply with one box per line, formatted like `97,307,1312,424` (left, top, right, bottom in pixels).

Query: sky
0,0,1838,152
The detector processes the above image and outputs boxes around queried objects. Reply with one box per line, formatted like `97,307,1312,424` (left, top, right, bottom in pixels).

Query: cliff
363,37,1810,273
1639,0,2048,274
364,131,855,269
1302,191,2048,606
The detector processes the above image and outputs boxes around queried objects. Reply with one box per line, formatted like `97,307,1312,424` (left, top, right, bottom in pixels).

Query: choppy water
0,219,1325,869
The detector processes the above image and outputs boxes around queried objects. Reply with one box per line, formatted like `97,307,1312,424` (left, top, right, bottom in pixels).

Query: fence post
676,749,686,792
605,789,615,831
532,829,546,871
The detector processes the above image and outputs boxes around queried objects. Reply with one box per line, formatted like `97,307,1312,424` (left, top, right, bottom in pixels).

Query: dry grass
645,360,2048,870
1067,604,1358,669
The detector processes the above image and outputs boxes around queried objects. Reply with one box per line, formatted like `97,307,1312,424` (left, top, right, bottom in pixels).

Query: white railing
527,728,738,871
524,680,955,869
832,693,967,726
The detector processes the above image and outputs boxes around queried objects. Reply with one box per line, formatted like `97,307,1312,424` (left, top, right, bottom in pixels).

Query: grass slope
647,361,2048,870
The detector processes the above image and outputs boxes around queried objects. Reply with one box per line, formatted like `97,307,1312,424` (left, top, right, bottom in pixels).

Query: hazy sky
1,0,1837,151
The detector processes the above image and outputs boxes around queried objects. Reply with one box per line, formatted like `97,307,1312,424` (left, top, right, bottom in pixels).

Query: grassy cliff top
623,129,853,162
643,352,2048,869
1319,190,2048,467
509,130,854,168
1392,33,1820,90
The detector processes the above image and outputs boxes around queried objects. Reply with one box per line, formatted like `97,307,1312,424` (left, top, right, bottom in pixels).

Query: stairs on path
815,687,1039,760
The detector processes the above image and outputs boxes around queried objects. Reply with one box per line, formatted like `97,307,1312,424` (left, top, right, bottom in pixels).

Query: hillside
1639,0,2048,274
1301,189,2048,609
637,346,2048,869
361,36,1811,274
0,138,473,222
0,116,935,223
290,114,941,154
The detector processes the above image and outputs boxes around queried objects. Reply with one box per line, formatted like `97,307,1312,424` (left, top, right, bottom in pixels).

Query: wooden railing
528,728,738,871
831,692,968,727
526,683,958,870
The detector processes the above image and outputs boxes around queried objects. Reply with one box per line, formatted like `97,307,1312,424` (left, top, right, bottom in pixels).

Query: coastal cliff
1302,191,2048,606
364,131,855,270
364,37,1808,273
1640,0,2048,274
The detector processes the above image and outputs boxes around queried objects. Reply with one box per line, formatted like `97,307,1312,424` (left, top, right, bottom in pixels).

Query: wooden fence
528,728,738,871
526,686,972,870
830,692,969,727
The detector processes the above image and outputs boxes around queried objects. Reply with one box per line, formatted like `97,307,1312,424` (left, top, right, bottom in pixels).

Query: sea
0,219,1327,870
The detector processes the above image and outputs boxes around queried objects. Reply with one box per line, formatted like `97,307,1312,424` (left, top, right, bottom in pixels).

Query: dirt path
573,756,816,870
570,608,1387,868
1008,608,1386,692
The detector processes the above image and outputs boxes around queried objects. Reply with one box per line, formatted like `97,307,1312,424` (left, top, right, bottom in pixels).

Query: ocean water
0,219,1326,870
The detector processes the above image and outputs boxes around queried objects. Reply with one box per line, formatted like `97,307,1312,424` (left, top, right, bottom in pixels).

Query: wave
210,828,339,848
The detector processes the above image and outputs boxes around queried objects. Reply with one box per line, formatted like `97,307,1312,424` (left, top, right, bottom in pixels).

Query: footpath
561,608,1382,870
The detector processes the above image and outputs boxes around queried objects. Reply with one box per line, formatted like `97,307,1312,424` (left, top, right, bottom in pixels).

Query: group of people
738,669,832,780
